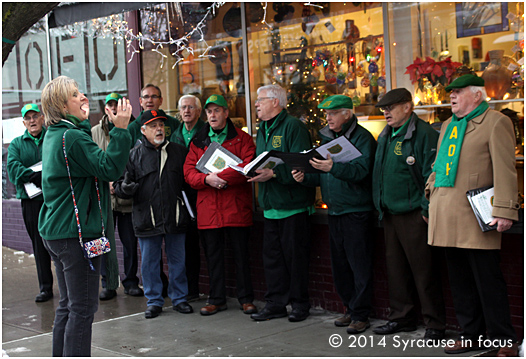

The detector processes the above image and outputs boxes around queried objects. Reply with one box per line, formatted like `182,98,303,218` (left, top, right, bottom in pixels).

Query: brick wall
3,199,523,338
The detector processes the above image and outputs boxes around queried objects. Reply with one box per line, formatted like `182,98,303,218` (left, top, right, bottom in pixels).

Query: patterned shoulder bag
63,130,110,271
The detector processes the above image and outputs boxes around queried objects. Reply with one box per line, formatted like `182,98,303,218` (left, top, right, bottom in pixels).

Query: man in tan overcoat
426,75,520,357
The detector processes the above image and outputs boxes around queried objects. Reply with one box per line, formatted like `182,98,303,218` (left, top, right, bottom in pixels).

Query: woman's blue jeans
43,237,101,357
138,233,188,307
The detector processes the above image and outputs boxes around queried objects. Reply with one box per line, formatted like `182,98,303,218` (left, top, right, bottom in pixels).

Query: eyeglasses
324,109,347,117
378,102,407,113
180,105,195,110
141,95,161,100
255,97,275,103
23,114,41,122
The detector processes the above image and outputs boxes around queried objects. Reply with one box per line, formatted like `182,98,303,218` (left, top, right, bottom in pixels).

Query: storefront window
246,3,385,145
387,2,524,123
49,13,130,123
2,14,130,199
387,2,524,198
140,3,247,130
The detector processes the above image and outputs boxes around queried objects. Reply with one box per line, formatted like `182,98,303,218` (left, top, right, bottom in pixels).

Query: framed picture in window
456,3,509,38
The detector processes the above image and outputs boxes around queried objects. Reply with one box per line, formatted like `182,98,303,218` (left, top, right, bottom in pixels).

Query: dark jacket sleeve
417,124,439,217
329,129,377,184
274,121,312,185
6,137,33,186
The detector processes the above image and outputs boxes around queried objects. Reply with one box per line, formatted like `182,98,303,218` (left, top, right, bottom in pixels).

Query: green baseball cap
318,95,353,110
445,74,485,91
105,92,123,104
21,104,40,118
204,94,228,109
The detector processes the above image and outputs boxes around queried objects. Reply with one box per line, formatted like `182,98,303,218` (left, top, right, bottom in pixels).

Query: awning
48,2,159,28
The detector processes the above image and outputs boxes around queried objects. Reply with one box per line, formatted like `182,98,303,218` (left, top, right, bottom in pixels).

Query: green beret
318,95,353,110
445,74,485,91
204,94,228,109
21,104,40,118
105,92,123,104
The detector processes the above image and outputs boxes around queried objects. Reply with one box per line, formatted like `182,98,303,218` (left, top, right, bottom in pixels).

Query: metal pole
382,3,392,91
45,13,53,81
240,2,252,135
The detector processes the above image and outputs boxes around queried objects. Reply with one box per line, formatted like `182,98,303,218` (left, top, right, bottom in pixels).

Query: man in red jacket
183,95,257,316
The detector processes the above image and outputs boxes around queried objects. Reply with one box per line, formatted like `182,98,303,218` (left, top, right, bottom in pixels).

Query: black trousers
383,210,446,330
21,199,53,293
445,247,517,342
114,212,139,289
101,211,140,289
262,212,311,311
328,211,374,321
185,222,201,297
200,226,254,305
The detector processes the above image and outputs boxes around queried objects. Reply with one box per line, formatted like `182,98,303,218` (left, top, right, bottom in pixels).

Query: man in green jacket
7,104,53,302
127,84,179,148
371,88,445,342
292,95,377,334
170,94,205,301
249,84,315,322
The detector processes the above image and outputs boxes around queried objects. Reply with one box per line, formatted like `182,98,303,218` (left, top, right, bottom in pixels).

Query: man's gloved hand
29,171,42,188
121,172,139,196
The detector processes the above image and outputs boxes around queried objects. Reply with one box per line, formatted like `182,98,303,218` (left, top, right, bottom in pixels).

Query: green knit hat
445,74,485,91
21,104,40,118
318,95,353,110
204,94,228,109
105,92,123,104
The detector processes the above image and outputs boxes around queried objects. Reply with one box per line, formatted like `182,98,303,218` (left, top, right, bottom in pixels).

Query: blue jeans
138,233,188,307
43,238,101,357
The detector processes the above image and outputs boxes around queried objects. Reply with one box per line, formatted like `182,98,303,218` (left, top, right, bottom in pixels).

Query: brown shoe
444,340,481,354
200,303,227,316
241,303,257,314
497,343,518,357
334,313,352,327
347,320,370,334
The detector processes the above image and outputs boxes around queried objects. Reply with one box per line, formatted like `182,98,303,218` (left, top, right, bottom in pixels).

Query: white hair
469,86,487,100
257,85,287,109
178,95,201,110
343,108,353,119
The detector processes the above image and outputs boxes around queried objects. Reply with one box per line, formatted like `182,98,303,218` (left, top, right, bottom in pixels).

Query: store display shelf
263,34,383,54
415,97,524,109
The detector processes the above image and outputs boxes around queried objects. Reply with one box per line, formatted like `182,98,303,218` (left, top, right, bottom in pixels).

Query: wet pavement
2,246,502,357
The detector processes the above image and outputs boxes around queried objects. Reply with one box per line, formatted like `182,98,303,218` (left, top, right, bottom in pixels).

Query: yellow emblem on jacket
394,141,402,155
272,136,282,148
164,125,172,137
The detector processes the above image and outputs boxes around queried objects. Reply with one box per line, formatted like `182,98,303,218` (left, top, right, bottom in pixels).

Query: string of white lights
54,2,328,70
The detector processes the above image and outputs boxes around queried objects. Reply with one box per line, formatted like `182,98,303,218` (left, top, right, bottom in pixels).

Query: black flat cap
375,88,412,108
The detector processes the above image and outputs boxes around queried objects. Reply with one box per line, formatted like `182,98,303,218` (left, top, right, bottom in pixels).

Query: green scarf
433,101,489,187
